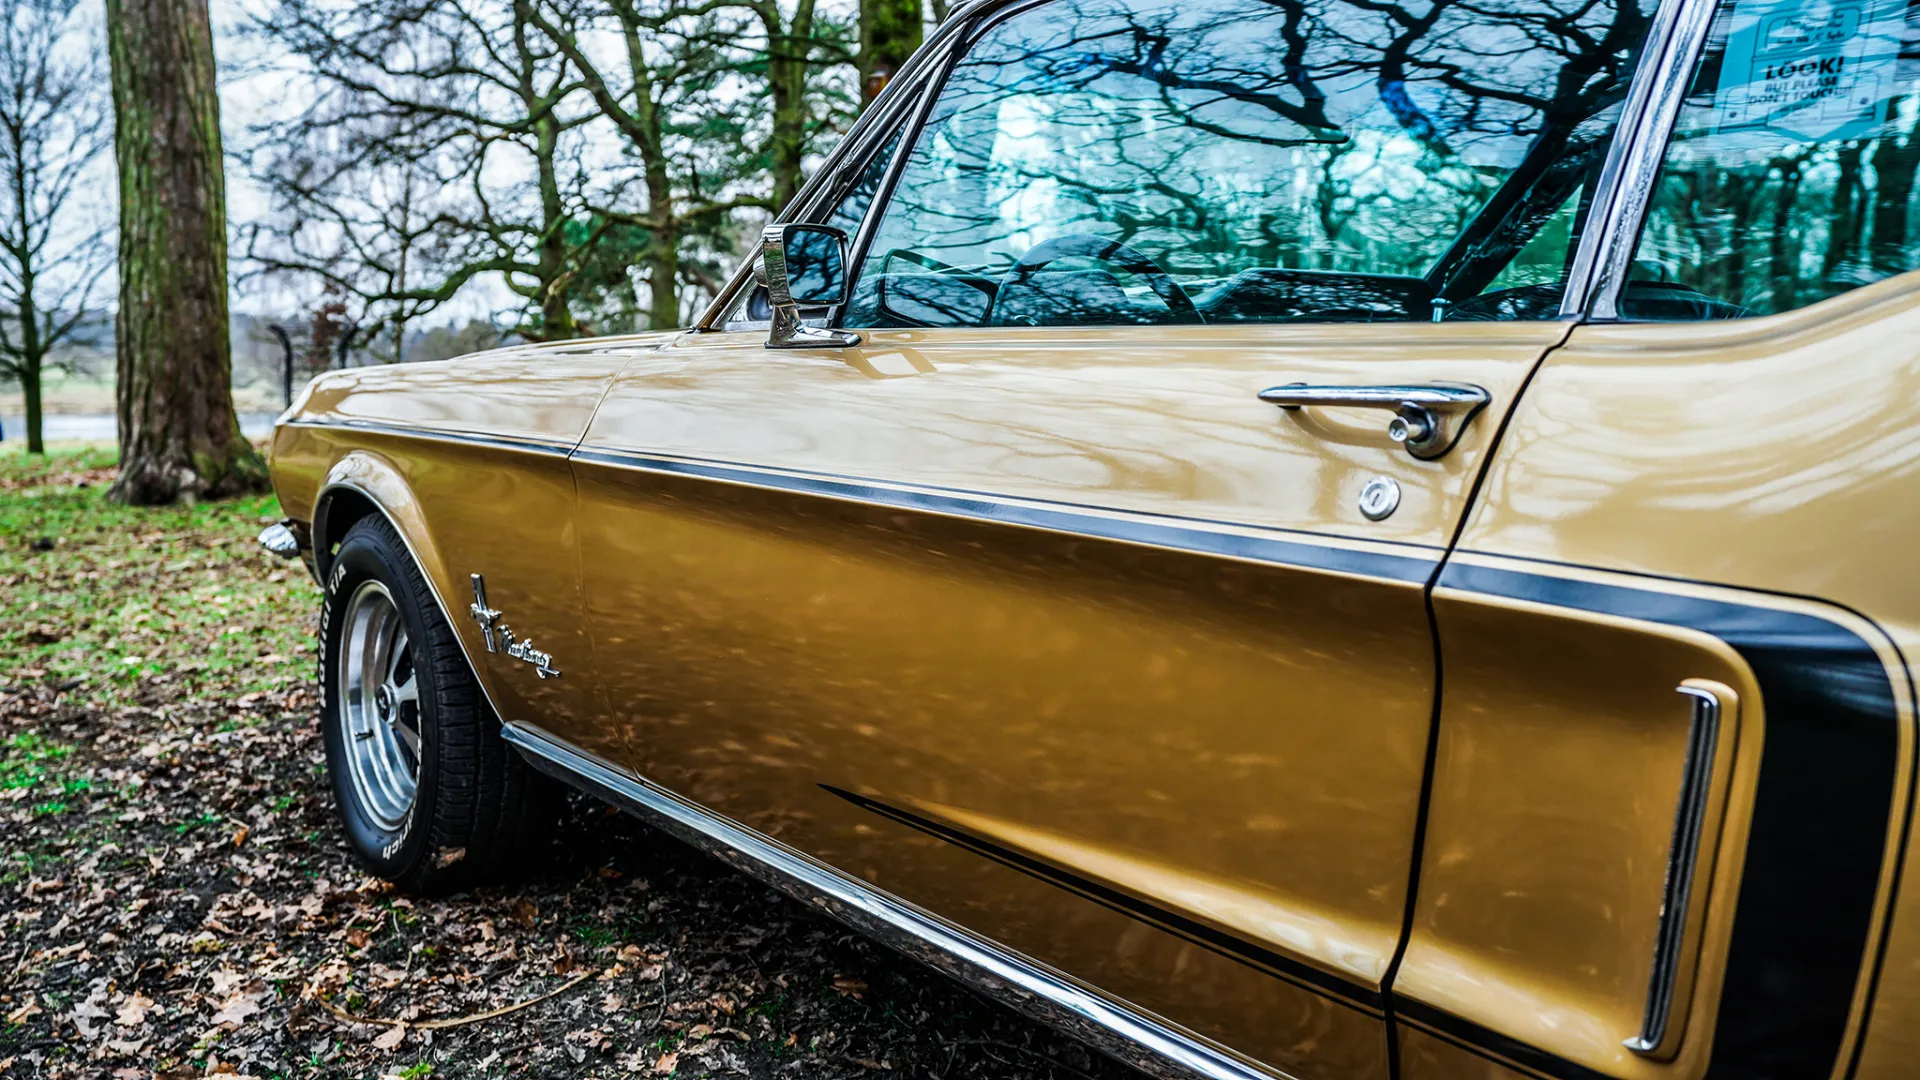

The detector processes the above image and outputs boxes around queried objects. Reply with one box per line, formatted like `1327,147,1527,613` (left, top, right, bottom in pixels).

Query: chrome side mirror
756,223,861,349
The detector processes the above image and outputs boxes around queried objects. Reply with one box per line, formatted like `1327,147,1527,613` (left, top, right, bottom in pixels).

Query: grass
0,441,319,709
0,441,1145,1080
0,730,70,789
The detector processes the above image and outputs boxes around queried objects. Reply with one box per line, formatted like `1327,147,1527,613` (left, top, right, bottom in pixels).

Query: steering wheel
991,234,1202,325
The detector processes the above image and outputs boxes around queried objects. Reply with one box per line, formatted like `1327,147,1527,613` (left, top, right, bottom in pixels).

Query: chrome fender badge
468,574,561,679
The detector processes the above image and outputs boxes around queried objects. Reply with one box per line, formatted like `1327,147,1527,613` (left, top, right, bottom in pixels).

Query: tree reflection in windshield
844,0,1654,328
1627,0,1920,320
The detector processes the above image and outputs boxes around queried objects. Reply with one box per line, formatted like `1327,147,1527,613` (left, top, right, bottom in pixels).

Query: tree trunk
106,0,265,504
1767,155,1803,314
647,233,679,330
859,0,922,104
1824,141,1865,284
767,51,808,212
532,113,578,339
763,0,824,212
11,113,44,455
16,255,43,454
645,164,680,330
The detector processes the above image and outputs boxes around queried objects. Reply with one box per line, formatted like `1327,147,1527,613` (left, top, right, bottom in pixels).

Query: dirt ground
0,446,1146,1080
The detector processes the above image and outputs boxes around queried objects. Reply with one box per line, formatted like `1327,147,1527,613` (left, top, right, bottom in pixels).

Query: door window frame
697,0,1713,334
1570,0,1722,321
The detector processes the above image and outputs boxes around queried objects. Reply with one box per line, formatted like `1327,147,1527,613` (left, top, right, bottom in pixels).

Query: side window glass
1627,0,1920,319
845,0,1656,330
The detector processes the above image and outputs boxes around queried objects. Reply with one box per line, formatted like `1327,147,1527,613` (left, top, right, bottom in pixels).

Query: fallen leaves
112,992,156,1027
310,964,600,1043
0,452,1145,1080
209,990,264,1029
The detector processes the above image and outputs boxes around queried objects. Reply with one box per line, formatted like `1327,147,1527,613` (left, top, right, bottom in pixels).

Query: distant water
0,412,280,443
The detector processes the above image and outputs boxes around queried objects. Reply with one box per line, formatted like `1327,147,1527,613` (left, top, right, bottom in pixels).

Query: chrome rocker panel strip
499,721,1293,1080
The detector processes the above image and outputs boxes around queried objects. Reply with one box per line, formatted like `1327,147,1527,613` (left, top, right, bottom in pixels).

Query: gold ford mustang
260,0,1920,1077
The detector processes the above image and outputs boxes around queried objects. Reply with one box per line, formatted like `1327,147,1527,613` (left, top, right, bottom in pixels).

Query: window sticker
1711,0,1905,141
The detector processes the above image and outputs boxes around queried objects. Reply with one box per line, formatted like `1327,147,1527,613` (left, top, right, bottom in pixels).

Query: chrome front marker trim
258,521,301,559
499,721,1295,1080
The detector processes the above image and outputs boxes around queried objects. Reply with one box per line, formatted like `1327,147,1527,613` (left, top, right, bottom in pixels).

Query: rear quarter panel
1450,273,1920,1079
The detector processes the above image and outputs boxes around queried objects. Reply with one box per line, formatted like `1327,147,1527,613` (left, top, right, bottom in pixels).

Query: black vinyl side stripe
570,447,1439,585
817,784,1386,1011
1440,562,1901,1080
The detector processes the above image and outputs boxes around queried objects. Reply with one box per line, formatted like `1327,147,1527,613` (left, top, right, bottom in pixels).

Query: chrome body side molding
498,721,1294,1080
1625,683,1724,1058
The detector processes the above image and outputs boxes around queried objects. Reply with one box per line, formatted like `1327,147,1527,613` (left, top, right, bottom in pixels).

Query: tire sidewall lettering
321,520,433,880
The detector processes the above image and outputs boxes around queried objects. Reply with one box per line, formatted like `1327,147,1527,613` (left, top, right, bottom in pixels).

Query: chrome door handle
1257,383,1490,460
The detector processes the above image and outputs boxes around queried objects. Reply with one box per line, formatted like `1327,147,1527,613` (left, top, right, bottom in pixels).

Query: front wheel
319,514,556,891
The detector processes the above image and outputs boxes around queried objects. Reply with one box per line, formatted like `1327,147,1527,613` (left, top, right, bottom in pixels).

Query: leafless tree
245,0,836,338
244,0,603,341
0,0,111,454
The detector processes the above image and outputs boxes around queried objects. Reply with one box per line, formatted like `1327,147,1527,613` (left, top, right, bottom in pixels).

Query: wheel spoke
384,621,409,684
349,605,379,737
336,580,420,832
392,714,421,757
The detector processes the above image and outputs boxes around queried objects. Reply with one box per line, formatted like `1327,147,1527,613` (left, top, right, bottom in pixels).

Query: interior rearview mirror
755,224,861,349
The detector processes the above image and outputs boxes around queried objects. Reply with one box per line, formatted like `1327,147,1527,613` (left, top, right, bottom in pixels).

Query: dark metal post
336,324,359,369
267,324,293,408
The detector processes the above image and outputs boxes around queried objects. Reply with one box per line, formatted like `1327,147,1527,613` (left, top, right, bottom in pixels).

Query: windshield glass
844,0,1654,328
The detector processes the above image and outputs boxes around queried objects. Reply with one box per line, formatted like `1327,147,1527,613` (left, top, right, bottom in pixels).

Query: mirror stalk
757,225,862,349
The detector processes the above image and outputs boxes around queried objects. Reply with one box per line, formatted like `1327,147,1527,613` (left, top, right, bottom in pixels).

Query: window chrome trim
1563,0,1720,319
500,720,1298,1080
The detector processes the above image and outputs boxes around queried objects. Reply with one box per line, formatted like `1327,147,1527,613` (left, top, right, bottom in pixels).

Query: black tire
319,514,557,891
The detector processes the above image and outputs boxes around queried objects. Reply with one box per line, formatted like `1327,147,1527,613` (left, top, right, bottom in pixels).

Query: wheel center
375,684,395,721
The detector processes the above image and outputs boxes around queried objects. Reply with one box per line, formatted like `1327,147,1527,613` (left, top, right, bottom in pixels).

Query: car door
569,0,1657,1075
1394,1,1920,1077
